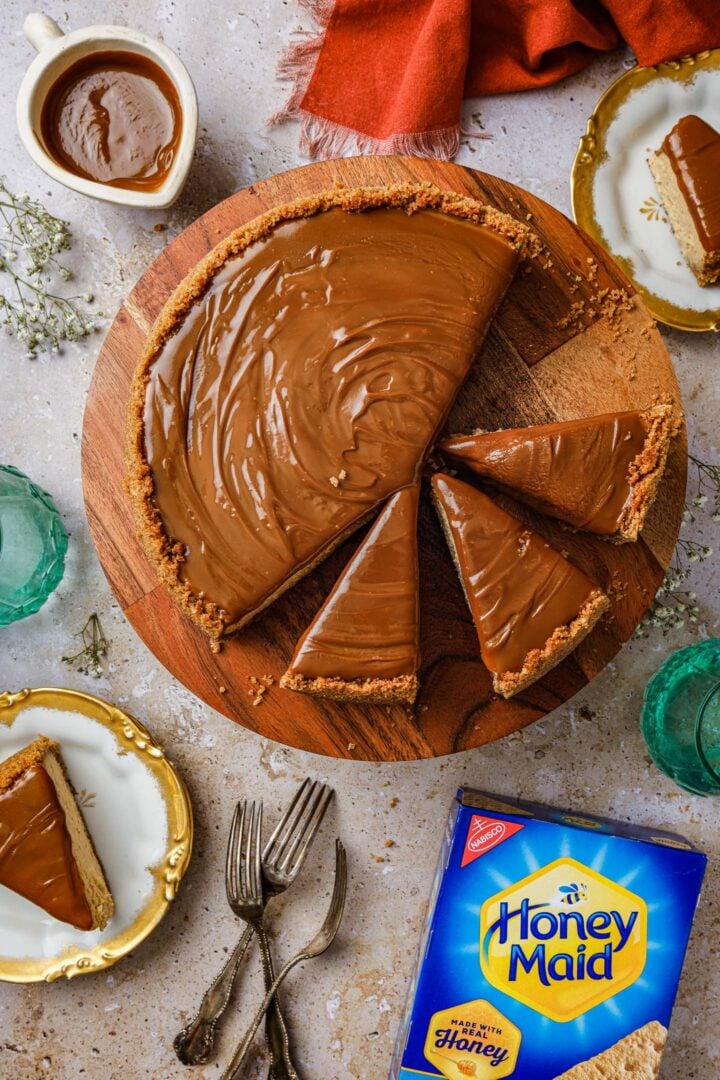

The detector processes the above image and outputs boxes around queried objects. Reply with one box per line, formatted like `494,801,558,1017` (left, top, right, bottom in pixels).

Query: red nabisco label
460,814,524,868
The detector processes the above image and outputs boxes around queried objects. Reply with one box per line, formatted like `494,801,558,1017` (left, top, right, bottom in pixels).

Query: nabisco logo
461,814,524,868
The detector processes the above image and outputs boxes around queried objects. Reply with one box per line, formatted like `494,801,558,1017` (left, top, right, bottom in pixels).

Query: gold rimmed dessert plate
571,49,720,332
0,686,192,982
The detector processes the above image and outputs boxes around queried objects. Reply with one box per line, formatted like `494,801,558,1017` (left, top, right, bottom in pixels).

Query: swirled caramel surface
40,51,181,191
441,411,648,535
663,116,720,252
0,764,93,930
144,207,518,626
431,473,598,674
288,486,419,680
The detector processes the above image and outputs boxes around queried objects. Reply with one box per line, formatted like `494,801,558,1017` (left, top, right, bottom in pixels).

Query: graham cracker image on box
552,1020,667,1079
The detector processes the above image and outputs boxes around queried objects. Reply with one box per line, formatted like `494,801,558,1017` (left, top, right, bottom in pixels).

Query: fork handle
258,926,301,1080
174,925,254,1065
220,951,311,1080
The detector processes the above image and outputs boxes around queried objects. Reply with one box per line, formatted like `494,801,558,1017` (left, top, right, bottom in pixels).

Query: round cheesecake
126,183,531,643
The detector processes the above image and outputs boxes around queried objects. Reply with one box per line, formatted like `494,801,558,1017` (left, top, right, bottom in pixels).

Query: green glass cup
0,465,68,626
641,640,720,796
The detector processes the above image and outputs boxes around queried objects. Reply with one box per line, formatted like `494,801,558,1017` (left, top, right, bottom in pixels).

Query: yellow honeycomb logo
480,857,647,1022
424,998,521,1080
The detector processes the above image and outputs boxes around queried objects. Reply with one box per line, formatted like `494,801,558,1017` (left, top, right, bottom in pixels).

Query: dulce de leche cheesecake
0,737,113,930
431,474,609,698
440,405,675,543
281,485,420,704
649,115,720,286
127,184,527,643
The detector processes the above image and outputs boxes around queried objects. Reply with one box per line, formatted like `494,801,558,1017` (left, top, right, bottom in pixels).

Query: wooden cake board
82,156,686,761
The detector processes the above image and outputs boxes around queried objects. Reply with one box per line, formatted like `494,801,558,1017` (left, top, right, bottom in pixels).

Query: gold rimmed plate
571,49,720,332
0,686,193,982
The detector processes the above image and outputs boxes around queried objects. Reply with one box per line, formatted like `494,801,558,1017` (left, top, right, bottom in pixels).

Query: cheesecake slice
0,737,114,930
281,485,420,705
648,115,720,286
431,473,609,698
440,405,675,542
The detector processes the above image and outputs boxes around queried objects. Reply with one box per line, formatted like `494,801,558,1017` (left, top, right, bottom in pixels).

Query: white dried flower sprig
0,178,96,358
62,613,108,679
636,457,717,637
688,454,720,522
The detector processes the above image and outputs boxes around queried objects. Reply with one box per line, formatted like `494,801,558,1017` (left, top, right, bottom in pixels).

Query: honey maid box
390,787,706,1080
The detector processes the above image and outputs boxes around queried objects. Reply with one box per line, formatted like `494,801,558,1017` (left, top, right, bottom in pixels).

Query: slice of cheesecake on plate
431,473,609,699
0,736,114,930
440,405,675,543
281,485,420,705
648,115,720,286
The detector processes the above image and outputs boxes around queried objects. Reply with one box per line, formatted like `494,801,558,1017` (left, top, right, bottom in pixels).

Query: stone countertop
0,4,718,1078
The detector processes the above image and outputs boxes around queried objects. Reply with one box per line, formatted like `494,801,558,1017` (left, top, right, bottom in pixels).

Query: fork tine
252,801,263,901
225,801,244,907
329,839,348,932
262,777,312,860
263,778,315,864
277,784,334,875
283,785,334,876
240,802,250,901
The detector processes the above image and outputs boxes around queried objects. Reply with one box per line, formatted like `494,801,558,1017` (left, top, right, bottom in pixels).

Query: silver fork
174,780,333,1069
220,839,348,1080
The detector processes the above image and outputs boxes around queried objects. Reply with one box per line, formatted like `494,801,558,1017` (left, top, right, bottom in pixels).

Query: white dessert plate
571,49,720,332
0,686,192,982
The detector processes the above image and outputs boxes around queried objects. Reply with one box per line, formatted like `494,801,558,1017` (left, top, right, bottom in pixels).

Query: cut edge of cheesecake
126,181,536,643
441,403,676,545
0,736,114,931
280,672,419,706
648,128,720,287
617,403,677,542
430,480,610,700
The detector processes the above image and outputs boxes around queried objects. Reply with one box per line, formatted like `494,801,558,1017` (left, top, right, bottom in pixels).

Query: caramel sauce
143,207,518,626
663,115,720,253
40,50,182,191
432,473,598,675
288,486,420,680
0,764,93,930
441,411,648,535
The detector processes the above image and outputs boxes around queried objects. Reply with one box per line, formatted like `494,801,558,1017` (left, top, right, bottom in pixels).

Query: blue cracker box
390,788,706,1080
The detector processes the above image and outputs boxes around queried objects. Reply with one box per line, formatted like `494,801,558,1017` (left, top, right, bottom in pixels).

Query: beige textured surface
0,4,718,1078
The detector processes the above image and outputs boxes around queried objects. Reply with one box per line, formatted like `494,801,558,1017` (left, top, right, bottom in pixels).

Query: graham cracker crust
279,671,419,705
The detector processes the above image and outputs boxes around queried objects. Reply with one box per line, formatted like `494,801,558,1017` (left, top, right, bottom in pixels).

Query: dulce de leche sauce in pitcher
39,51,182,191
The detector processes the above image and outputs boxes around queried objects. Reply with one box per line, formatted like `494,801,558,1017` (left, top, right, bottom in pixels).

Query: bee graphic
558,882,588,905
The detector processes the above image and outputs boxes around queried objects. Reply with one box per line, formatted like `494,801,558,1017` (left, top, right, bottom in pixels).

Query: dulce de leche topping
289,486,420,680
144,207,518,627
40,51,181,191
431,473,599,674
441,410,649,535
0,764,93,931
663,115,720,252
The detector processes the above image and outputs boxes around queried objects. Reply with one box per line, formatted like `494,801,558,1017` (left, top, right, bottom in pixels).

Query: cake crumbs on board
247,674,275,706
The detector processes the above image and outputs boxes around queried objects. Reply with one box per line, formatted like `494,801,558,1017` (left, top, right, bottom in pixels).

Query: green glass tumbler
0,465,68,626
641,639,720,796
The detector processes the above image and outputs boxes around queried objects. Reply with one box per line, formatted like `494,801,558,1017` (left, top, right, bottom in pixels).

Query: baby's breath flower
0,176,96,358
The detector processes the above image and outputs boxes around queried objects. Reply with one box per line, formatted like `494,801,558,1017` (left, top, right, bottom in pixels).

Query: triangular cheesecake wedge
431,474,609,699
281,485,420,704
128,185,529,642
552,1020,667,1080
440,405,675,543
0,737,113,930
648,115,720,286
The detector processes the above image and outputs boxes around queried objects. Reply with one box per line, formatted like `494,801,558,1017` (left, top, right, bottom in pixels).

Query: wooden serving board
82,157,686,761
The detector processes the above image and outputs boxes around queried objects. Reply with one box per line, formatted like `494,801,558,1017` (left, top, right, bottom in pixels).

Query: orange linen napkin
273,0,720,159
